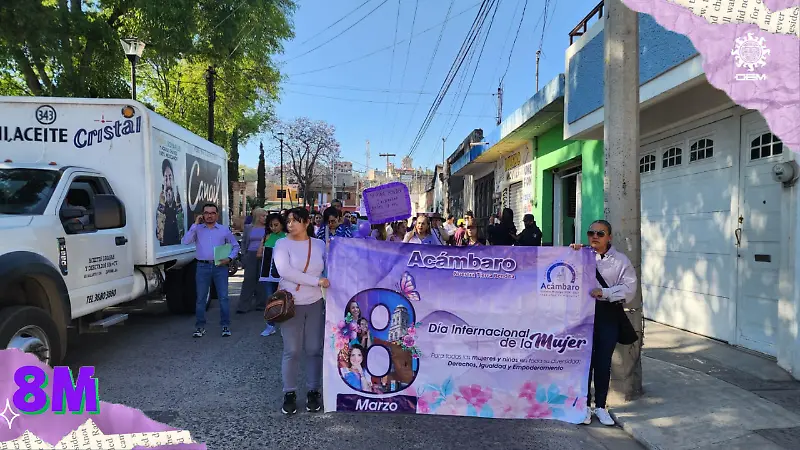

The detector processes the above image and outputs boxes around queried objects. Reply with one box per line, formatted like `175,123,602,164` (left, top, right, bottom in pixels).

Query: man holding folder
182,203,240,338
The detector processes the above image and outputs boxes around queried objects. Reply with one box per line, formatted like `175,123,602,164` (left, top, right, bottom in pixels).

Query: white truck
0,97,230,365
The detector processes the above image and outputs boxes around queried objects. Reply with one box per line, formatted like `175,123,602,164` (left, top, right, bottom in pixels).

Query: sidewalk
610,321,800,449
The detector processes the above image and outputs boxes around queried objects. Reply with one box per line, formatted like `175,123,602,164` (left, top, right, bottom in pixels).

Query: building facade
449,75,603,244
564,3,800,378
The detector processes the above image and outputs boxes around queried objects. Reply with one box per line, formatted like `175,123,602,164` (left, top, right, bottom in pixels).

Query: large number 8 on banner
337,288,420,395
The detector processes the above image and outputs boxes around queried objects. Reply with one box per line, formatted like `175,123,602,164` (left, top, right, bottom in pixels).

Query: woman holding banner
273,207,329,415
570,219,637,426
236,208,268,314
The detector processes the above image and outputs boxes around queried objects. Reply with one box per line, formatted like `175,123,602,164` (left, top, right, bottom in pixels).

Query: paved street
63,276,642,450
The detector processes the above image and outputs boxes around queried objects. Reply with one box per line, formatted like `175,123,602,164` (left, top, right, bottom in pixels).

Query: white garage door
639,114,739,344
508,182,525,232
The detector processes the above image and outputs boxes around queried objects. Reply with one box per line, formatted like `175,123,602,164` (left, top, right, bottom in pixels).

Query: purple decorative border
362,182,412,224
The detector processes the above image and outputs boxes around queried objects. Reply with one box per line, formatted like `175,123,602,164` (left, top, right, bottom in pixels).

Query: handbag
264,238,312,323
595,268,639,345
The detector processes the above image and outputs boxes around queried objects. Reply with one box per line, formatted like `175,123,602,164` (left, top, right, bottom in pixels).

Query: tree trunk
227,129,240,223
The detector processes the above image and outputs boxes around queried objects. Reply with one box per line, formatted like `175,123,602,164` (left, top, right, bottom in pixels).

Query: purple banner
322,239,596,423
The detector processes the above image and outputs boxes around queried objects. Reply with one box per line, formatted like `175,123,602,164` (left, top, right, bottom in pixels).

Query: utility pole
204,66,216,143
535,50,542,91
442,138,450,216
496,85,503,125
331,155,337,206
379,153,395,178
366,139,371,172
604,0,643,402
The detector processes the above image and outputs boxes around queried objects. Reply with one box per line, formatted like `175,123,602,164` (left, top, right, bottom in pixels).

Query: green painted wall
531,127,604,245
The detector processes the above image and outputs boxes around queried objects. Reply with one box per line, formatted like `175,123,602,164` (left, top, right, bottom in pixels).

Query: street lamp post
119,38,146,100
277,132,285,210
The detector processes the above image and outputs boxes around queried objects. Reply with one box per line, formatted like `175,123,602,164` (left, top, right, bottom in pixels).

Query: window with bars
690,138,714,162
639,154,656,173
750,133,784,160
662,147,682,168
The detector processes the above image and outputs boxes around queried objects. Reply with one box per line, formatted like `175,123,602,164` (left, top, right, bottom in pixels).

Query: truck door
58,173,134,317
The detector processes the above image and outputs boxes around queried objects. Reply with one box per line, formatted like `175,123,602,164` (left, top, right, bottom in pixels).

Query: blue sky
240,0,602,172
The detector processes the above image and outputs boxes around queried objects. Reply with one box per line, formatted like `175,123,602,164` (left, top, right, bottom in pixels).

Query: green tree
257,141,266,207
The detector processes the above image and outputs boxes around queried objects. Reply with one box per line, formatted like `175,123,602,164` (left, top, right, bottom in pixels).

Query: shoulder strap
595,268,610,289
296,238,313,292
303,238,312,272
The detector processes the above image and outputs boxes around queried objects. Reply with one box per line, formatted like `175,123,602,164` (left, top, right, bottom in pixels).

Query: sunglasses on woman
587,230,607,237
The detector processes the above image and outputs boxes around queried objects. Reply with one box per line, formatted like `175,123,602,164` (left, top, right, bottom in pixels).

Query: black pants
587,301,620,409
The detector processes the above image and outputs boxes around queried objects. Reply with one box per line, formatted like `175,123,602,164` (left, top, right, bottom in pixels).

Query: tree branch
11,47,42,96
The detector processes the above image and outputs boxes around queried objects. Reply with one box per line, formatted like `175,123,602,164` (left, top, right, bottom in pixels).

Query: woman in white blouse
570,219,637,427
273,207,330,415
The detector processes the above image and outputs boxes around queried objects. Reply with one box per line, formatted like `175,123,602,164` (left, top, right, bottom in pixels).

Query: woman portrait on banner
340,344,373,392
403,213,442,245
273,207,328,415
570,219,638,427
256,212,287,337
357,317,372,348
237,208,269,314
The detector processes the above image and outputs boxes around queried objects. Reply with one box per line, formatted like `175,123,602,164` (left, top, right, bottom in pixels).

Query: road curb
610,410,660,450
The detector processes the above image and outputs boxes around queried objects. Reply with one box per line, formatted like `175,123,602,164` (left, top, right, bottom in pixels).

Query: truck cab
0,97,230,366
0,163,136,364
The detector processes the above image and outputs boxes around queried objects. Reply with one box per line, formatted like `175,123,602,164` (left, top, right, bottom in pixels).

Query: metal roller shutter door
509,181,524,232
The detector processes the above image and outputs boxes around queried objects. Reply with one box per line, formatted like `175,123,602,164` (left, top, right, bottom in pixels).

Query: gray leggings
237,250,266,312
281,299,325,393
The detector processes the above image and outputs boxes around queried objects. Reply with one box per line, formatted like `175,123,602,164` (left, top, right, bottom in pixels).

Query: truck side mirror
94,194,126,229
60,207,85,221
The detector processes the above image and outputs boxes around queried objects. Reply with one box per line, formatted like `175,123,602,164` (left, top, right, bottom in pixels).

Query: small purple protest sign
361,182,411,225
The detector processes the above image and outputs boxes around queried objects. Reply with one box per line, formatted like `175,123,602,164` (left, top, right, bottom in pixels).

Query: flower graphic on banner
399,322,422,359
416,377,577,419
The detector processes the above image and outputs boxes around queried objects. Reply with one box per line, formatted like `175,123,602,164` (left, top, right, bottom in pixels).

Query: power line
405,0,492,156
283,0,390,62
282,89,423,104
286,1,482,77
282,81,493,96
298,0,374,45
387,0,419,145
378,0,403,158
406,0,494,158
500,0,529,85
395,0,455,156
444,0,500,142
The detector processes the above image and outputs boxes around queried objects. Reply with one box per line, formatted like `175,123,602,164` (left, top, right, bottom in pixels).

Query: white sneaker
582,406,593,425
594,407,615,426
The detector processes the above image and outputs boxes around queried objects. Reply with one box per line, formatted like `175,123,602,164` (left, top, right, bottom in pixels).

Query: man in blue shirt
182,203,240,338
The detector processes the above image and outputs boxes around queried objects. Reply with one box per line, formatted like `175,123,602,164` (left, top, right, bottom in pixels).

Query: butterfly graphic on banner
396,271,421,302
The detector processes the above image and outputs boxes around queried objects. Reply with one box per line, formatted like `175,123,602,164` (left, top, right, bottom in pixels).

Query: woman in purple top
236,208,268,313
570,220,638,427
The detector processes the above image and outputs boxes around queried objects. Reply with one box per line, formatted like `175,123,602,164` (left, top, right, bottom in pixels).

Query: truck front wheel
0,306,63,366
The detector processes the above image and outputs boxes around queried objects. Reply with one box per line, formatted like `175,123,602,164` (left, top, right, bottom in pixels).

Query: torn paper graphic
0,419,197,449
668,0,799,36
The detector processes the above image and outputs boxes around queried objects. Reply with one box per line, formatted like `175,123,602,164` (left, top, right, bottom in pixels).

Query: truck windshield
0,169,61,215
